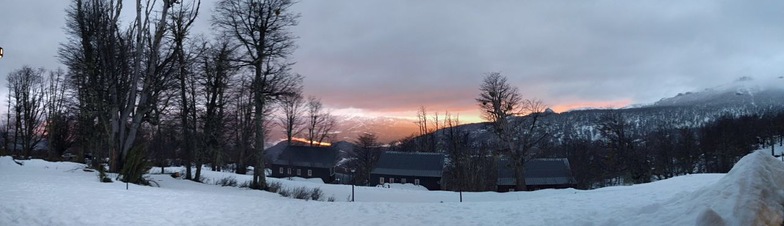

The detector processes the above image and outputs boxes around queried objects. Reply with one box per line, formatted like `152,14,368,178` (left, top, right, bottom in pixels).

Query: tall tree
115,0,178,181
214,0,301,189
60,0,178,183
60,0,125,167
43,69,74,159
476,72,549,191
596,110,647,184
7,66,46,159
170,0,201,180
348,133,381,185
277,91,305,145
201,39,238,172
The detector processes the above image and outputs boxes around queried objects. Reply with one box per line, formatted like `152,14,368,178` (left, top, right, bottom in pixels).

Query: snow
2,150,784,225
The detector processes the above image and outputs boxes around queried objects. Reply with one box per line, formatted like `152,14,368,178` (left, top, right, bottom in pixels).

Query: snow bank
627,150,784,225
690,150,784,225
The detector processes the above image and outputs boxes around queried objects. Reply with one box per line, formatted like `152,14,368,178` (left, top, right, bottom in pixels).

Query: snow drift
690,150,784,225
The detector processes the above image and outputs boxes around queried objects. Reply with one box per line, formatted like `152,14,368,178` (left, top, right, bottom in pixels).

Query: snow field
1,149,783,225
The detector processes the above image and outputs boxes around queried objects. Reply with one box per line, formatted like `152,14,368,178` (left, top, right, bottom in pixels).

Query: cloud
2,0,784,120
289,0,784,118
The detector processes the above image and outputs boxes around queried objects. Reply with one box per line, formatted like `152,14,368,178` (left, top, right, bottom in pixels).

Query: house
497,158,576,192
370,151,446,190
270,145,338,183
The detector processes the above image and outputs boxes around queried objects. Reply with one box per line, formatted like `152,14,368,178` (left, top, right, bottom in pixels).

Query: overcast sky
1,0,784,122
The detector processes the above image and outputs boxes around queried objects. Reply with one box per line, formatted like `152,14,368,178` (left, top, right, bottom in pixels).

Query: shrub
327,196,336,202
215,176,238,187
119,145,151,185
291,186,310,200
98,166,112,183
310,187,323,201
265,181,282,193
239,181,250,188
278,188,291,197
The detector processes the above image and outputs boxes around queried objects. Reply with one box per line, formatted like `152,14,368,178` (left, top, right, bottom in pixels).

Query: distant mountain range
427,76,784,145
652,76,784,108
266,115,420,145
268,76,784,145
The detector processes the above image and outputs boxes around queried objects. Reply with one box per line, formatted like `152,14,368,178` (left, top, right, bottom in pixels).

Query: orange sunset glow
331,98,633,126
290,137,332,147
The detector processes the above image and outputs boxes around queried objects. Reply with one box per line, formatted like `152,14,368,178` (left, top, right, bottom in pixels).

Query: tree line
400,72,784,192
1,0,341,189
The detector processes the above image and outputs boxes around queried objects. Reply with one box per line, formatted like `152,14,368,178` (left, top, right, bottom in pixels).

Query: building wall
369,174,442,190
270,164,334,183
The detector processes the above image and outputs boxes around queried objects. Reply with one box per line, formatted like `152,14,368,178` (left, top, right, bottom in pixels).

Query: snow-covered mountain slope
653,76,784,108
2,149,784,225
267,115,418,144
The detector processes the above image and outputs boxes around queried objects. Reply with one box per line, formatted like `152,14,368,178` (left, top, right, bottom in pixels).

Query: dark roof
272,145,338,168
371,151,445,177
497,158,576,186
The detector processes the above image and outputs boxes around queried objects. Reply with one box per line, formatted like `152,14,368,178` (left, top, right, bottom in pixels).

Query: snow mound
690,150,784,225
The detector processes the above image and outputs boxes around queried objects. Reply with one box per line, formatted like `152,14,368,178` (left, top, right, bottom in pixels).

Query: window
379,177,385,184
279,167,283,174
297,169,301,176
287,168,291,175
389,178,395,183
307,169,312,177
401,178,406,184
414,179,420,185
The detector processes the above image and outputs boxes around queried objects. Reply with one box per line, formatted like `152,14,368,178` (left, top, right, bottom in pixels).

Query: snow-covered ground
2,150,783,225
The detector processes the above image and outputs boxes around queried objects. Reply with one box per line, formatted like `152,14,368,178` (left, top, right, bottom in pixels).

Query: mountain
420,76,784,145
653,76,784,108
330,115,419,143
266,115,419,145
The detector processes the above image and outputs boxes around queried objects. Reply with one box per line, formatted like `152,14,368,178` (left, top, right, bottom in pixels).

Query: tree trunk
514,157,527,191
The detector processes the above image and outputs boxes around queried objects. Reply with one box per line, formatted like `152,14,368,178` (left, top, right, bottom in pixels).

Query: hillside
653,76,784,108
432,76,784,145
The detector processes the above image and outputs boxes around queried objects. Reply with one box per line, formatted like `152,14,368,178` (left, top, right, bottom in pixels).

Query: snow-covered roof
371,151,445,177
272,145,338,168
497,158,576,186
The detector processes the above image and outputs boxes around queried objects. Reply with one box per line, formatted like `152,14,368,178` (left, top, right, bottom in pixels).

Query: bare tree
7,66,47,159
277,91,305,145
60,0,125,166
315,114,337,145
304,97,336,146
414,106,440,152
200,39,238,172
214,0,301,189
230,78,255,175
348,133,381,185
60,0,180,184
169,0,201,180
43,69,74,159
596,110,648,184
476,72,549,191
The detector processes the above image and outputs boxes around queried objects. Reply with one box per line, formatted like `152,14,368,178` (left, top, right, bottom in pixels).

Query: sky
2,0,784,123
